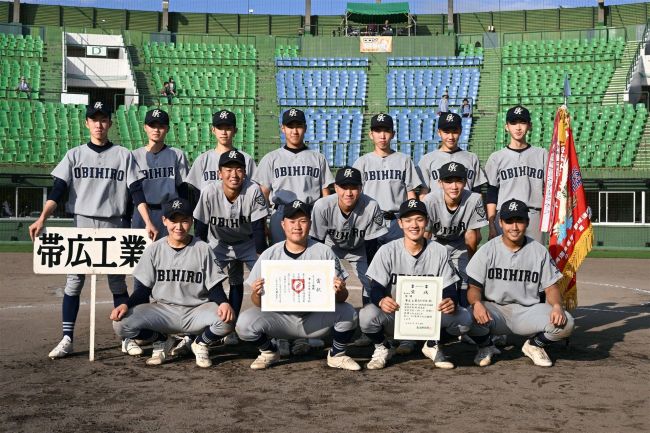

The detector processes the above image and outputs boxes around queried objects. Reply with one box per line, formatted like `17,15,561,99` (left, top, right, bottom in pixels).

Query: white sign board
34,227,152,274
261,260,336,312
394,276,443,340
86,46,107,57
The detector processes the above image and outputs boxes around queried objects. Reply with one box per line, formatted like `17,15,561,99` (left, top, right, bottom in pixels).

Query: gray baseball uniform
236,239,357,341
465,235,574,340
359,239,471,337
417,149,487,193
185,149,257,191
310,193,388,298
131,145,189,235
485,146,547,242
193,179,269,285
352,152,423,243
252,147,334,243
113,236,233,339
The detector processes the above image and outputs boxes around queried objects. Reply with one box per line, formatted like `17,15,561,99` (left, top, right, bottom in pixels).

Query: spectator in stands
161,81,175,105
381,20,393,36
461,98,472,118
438,93,449,115
2,199,13,217
168,77,176,94
15,76,32,99
367,23,377,35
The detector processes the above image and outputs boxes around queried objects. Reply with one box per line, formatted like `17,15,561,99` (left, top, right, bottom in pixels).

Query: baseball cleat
146,337,175,366
351,334,373,347
48,336,73,359
191,341,212,368
421,344,454,369
291,338,311,356
170,336,192,357
250,350,281,370
395,340,416,355
492,334,508,347
474,345,497,367
223,333,239,346
121,338,143,356
522,340,553,367
366,344,394,370
327,352,361,371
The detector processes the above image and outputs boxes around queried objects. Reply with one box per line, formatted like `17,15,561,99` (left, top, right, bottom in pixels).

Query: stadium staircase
603,40,639,104
469,47,500,163
362,53,387,153
251,37,279,158
633,122,650,169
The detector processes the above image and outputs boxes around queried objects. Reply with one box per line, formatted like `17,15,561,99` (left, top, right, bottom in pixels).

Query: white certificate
260,260,336,312
394,276,443,340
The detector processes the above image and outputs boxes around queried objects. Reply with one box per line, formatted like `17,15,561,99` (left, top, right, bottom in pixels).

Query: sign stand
89,275,97,361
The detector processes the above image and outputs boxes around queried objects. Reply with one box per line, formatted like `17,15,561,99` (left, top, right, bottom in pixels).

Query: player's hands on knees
218,302,235,323
379,296,399,314
333,277,346,293
438,298,455,314
28,219,45,241
550,304,567,326
110,304,129,321
472,301,492,325
251,278,265,297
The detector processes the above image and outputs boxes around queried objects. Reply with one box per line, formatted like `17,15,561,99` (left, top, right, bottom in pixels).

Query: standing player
417,112,486,198
253,108,334,244
485,105,546,242
235,200,361,371
111,198,234,368
28,101,158,359
184,109,256,193
132,108,189,236
359,199,472,370
193,150,269,345
465,199,574,367
422,162,488,306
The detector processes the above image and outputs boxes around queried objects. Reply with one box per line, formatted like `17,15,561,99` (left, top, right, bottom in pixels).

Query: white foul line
581,280,650,296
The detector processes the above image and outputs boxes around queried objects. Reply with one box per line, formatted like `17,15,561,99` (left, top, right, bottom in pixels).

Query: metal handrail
498,91,650,109
501,52,622,68
625,21,650,91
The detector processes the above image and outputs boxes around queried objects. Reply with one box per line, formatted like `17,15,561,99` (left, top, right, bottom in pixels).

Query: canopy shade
345,2,410,24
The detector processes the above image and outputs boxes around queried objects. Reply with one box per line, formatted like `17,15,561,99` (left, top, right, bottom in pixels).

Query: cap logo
448,163,457,172
289,109,297,117
292,200,302,209
377,114,385,122
228,150,237,158
446,114,454,122
344,169,353,178
94,102,103,109
220,111,228,119
514,107,523,115
172,200,182,210
152,109,161,118
508,202,518,211
408,200,417,208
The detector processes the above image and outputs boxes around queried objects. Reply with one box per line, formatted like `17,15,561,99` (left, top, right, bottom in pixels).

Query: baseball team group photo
1,0,649,432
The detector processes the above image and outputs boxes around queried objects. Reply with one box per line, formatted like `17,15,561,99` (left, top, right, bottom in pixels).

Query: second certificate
394,276,443,341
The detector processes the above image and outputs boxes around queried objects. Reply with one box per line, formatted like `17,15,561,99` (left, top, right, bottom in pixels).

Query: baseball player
253,108,334,244
417,112,486,198
131,108,189,236
28,101,158,359
359,199,472,370
353,112,422,355
235,200,361,371
184,109,256,193
192,150,269,345
111,198,234,368
485,105,546,243
422,162,488,306
466,199,574,367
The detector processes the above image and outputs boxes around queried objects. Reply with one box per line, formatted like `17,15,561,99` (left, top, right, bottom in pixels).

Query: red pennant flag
541,106,593,311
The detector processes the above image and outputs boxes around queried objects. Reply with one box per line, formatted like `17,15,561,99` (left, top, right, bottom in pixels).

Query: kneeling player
466,199,574,367
111,198,235,368
236,200,361,371
359,199,472,370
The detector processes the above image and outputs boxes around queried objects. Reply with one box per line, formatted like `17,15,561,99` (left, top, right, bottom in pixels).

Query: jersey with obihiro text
466,235,561,306
417,148,486,192
132,145,189,205
184,148,257,191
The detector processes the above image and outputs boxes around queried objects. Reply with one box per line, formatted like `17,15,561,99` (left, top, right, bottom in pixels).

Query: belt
147,203,162,210
383,212,397,220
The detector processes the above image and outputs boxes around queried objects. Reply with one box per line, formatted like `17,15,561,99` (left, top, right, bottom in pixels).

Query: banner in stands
360,36,393,53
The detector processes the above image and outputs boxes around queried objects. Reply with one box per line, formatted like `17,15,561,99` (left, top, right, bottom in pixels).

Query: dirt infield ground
1,253,649,433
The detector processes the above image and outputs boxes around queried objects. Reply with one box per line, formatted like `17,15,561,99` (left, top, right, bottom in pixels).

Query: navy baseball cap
399,199,428,219
86,101,111,118
144,108,170,126
370,113,394,131
283,200,311,219
500,199,529,220
506,105,531,123
438,112,462,131
282,108,307,125
438,162,468,180
213,109,237,127
335,166,362,186
218,149,246,168
163,198,192,219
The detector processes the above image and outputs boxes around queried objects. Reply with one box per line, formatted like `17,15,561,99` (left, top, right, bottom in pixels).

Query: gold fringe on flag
555,225,594,312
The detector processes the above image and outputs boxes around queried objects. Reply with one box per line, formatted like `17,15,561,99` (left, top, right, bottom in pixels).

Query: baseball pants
213,239,258,286
467,301,574,341
236,302,357,341
359,303,472,337
113,302,233,338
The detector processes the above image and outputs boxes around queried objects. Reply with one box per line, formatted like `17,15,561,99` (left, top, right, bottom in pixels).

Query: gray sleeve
51,151,72,184
320,155,335,188
203,246,228,289
176,150,190,186
364,201,389,240
423,196,439,232
250,185,270,221
245,250,268,286
472,155,487,187
326,248,349,280
484,154,500,187
252,154,274,188
539,248,562,291
184,156,204,189
192,188,212,224
467,195,488,229
466,245,489,286
366,245,392,287
125,152,144,187
246,156,257,180
438,248,461,287
309,200,329,241
417,158,431,190
132,246,156,287
405,159,423,191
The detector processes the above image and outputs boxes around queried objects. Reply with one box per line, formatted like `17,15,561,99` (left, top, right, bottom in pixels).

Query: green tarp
346,2,410,24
